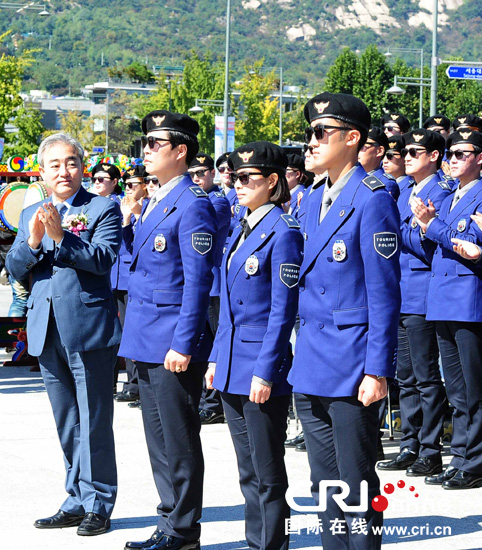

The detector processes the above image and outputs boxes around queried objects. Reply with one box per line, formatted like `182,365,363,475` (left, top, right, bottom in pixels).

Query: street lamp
386,75,431,127
0,2,49,15
385,47,425,126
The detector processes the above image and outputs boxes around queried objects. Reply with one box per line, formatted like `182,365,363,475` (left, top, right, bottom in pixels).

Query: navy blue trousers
436,321,482,474
137,360,206,541
39,318,118,518
295,394,382,550
222,393,290,550
397,314,446,456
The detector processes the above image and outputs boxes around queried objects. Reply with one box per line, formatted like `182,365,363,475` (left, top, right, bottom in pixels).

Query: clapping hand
411,197,436,232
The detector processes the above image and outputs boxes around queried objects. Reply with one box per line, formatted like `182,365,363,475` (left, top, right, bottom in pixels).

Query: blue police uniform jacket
6,186,122,356
207,185,231,297
423,178,482,323
289,164,401,397
118,176,217,364
210,206,303,396
373,167,400,201
398,172,452,314
296,182,324,231
225,187,240,234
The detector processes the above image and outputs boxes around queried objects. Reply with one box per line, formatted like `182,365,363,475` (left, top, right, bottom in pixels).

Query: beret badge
390,114,400,121
389,142,396,149
314,101,330,114
413,133,424,142
434,117,442,124
196,156,206,164
460,131,472,140
238,151,254,163
152,115,165,127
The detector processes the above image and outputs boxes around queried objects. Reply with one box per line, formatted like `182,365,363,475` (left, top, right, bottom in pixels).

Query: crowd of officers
15,94,482,550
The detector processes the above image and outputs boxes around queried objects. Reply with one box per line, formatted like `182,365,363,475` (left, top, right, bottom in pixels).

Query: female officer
205,142,303,550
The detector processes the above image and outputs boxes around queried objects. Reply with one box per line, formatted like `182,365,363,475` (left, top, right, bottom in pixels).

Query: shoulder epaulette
383,172,396,181
214,191,225,198
280,214,300,229
438,180,452,191
189,186,208,197
362,175,385,191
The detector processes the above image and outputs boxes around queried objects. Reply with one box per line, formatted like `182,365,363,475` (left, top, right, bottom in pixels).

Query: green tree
235,61,279,145
3,107,45,157
283,89,308,143
325,48,359,95
124,62,155,84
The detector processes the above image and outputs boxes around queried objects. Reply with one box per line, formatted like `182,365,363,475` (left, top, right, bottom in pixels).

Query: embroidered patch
154,234,166,252
191,233,212,255
281,214,300,228
333,240,347,262
245,255,259,275
280,264,300,288
457,219,467,232
189,186,208,197
411,217,418,229
363,175,385,191
374,232,398,259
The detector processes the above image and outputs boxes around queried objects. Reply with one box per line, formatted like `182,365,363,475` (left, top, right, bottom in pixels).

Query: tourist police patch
191,233,212,255
457,219,467,232
280,214,300,228
235,204,241,214
362,175,385,191
279,264,300,288
189,186,208,197
374,232,398,259
333,240,347,262
245,255,259,275
154,234,166,252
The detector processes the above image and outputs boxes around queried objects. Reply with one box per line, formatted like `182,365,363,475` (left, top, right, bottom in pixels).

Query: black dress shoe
128,400,142,409
77,513,111,536
377,448,417,470
442,469,482,490
144,534,200,550
425,465,458,485
406,456,442,477
115,390,140,402
125,529,164,549
295,440,307,452
34,509,84,529
285,431,304,448
199,410,224,424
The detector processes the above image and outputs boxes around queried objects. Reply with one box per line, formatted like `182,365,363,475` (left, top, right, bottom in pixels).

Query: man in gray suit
6,134,122,536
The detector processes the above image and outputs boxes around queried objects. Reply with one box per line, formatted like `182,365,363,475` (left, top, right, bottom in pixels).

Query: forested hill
0,0,480,94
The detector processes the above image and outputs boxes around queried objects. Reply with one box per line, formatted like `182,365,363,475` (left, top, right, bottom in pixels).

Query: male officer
381,112,410,137
382,135,407,183
289,93,401,550
452,114,482,133
6,133,122,536
188,153,231,424
424,115,451,138
285,153,307,216
358,126,400,200
119,111,217,550
378,129,450,476
412,129,482,489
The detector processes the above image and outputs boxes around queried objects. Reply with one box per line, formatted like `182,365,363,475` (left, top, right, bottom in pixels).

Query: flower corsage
62,212,88,236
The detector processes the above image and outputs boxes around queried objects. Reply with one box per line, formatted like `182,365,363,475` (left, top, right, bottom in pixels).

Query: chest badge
411,217,418,229
457,219,467,232
333,240,346,262
154,234,166,252
245,255,259,275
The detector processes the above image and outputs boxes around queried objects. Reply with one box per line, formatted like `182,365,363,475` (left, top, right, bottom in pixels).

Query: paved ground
1,284,482,549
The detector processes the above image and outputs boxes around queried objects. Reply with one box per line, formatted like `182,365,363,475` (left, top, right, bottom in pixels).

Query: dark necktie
56,203,67,220
239,217,251,238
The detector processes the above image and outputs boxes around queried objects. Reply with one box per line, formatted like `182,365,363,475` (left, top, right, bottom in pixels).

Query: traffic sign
92,146,105,153
446,66,482,80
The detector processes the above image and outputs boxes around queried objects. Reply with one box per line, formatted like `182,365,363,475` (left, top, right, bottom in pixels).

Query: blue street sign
92,146,105,153
446,66,482,80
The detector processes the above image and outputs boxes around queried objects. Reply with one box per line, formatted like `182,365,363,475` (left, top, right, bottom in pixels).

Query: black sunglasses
401,148,428,159
125,181,142,188
229,171,266,185
218,166,231,173
93,176,111,183
141,136,172,150
384,125,400,132
385,151,401,160
304,123,352,143
189,169,210,178
446,150,477,161
145,177,159,185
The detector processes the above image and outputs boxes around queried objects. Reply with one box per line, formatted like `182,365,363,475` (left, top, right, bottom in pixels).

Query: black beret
452,114,482,132
286,153,305,172
423,114,450,131
447,129,482,150
380,113,411,133
91,162,121,180
404,128,446,154
386,135,405,153
215,152,232,168
124,165,147,181
367,126,389,150
228,141,288,173
141,110,199,138
304,92,371,133
190,153,214,170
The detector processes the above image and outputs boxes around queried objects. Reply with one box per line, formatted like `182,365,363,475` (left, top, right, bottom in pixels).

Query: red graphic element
372,495,389,512
397,480,405,488
409,486,415,492
383,483,395,494
415,494,419,497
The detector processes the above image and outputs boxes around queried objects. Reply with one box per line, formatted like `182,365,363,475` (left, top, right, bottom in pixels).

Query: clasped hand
28,203,64,248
